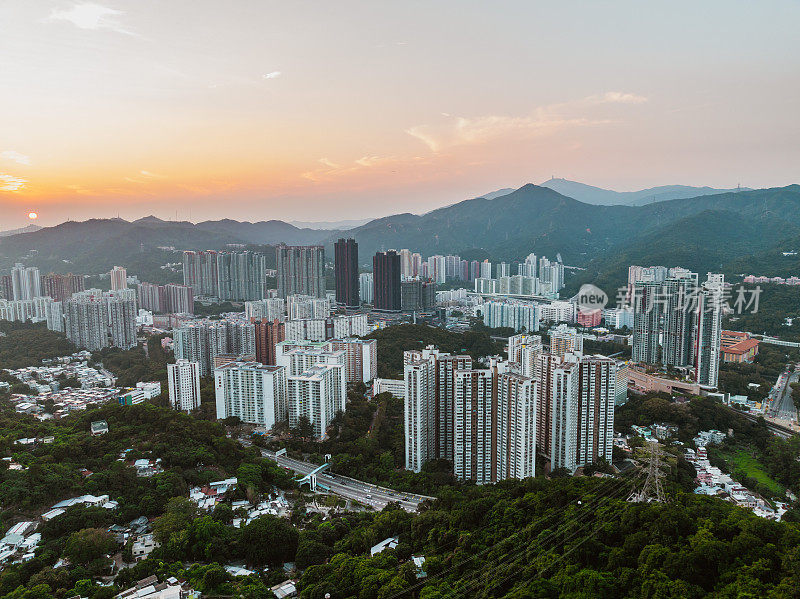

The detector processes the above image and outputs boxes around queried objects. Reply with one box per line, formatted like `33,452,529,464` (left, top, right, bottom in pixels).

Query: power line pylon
627,442,667,503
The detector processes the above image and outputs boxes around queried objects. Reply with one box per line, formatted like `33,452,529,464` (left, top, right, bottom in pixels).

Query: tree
64,528,116,565
239,516,298,566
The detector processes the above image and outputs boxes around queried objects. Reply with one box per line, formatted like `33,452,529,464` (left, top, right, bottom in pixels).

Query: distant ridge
539,177,751,206
0,224,41,237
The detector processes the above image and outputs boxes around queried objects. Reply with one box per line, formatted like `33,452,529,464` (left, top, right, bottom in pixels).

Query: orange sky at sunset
1,1,799,229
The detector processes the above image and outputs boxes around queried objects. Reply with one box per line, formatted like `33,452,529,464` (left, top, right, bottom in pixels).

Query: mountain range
1,182,798,292
537,178,750,206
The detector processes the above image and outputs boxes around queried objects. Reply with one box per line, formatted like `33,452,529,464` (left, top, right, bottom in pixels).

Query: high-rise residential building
287,364,344,439
480,301,539,332
253,318,285,366
168,359,201,412
411,253,423,278
407,353,536,484
216,251,268,301
11,263,41,301
276,245,325,299
41,273,85,302
575,355,616,466
538,301,576,324
106,290,137,349
287,294,330,320
359,273,374,304
403,347,472,470
174,319,253,376
331,313,369,338
507,334,543,372
632,280,662,364
695,276,724,387
182,250,219,296
469,260,480,282
548,359,579,471
399,249,413,279
137,283,194,314
64,292,109,351
496,262,510,278
214,361,287,428
548,324,583,357
334,238,360,307
480,260,492,279
373,251,401,311
632,272,723,387
330,338,377,383
245,298,285,321
110,266,128,291
0,275,12,300
284,318,327,342
400,278,436,311
182,250,266,300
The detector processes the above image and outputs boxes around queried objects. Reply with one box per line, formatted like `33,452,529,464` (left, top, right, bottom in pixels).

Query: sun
28,212,38,220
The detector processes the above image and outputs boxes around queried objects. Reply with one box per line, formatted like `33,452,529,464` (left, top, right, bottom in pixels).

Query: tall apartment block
168,359,201,412
214,361,287,428
41,273,85,302
276,245,325,299
287,364,344,439
359,273,374,304
632,272,724,387
334,238,359,307
253,318,285,366
329,338,377,383
373,250,401,311
110,266,128,291
11,263,41,301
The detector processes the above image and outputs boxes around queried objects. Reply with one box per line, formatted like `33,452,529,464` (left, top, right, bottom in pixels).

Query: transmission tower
627,442,667,503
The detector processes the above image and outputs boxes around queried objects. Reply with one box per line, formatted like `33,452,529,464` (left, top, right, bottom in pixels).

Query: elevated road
261,449,433,513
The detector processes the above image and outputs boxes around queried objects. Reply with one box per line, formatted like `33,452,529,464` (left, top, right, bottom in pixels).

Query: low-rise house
370,536,399,557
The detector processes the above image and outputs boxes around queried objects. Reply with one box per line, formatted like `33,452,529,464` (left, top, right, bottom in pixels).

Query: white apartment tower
287,364,344,439
110,266,128,291
214,361,287,428
168,359,201,412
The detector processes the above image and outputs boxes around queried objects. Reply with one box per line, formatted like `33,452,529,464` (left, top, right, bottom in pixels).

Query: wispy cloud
406,91,646,151
0,174,27,192
586,91,648,105
262,71,282,80
1,151,31,166
302,154,416,182
124,170,166,184
407,114,609,152
48,3,137,36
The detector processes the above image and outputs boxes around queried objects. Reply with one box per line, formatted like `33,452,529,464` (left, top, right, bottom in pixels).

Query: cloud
262,71,282,79
586,91,648,105
124,170,165,184
407,113,610,152
0,174,27,192
406,91,646,151
48,3,137,36
318,157,341,168
1,151,31,166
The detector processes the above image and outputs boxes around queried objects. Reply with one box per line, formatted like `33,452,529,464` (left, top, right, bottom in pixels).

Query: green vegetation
723,284,800,342
718,344,800,401
0,321,76,369
92,334,174,387
264,386,454,494
716,449,785,497
617,392,800,500
365,324,505,379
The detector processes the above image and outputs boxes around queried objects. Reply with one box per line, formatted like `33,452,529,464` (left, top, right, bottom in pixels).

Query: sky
1,1,799,229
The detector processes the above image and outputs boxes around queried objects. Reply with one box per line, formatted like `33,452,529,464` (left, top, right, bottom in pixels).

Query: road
261,449,433,512
768,369,799,422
